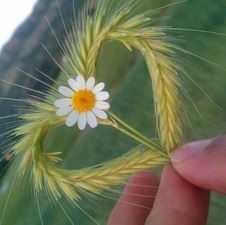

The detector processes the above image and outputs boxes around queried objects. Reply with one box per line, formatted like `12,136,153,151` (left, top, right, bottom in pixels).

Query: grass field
0,0,226,224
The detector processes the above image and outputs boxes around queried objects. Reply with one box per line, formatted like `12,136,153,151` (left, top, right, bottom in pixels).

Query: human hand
108,135,226,225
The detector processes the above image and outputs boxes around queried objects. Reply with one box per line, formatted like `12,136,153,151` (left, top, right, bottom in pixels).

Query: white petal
95,101,110,109
56,106,73,116
78,113,87,130
86,111,97,128
92,82,105,94
54,98,71,107
92,108,107,119
86,77,95,90
59,86,74,97
65,110,79,127
68,78,79,91
95,91,109,101
76,75,86,89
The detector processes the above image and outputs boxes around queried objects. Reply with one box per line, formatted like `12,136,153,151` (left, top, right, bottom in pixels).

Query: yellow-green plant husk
7,0,186,203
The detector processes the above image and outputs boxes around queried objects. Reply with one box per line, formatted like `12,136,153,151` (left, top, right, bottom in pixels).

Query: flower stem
108,111,168,158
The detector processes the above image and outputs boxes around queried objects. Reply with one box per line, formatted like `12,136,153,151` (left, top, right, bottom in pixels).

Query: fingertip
170,139,212,163
170,135,226,194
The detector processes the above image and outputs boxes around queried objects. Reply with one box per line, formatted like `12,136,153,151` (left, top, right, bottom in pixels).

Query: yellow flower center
72,90,95,112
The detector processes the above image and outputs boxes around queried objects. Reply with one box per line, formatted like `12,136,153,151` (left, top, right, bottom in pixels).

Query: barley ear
145,49,184,154
6,0,188,207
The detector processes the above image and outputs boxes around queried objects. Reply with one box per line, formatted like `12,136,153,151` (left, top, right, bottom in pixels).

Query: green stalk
108,111,168,158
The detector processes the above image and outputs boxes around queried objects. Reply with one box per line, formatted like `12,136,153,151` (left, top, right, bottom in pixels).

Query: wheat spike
145,42,184,153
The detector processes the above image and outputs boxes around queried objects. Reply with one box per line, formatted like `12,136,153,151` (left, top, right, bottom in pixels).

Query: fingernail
170,139,212,162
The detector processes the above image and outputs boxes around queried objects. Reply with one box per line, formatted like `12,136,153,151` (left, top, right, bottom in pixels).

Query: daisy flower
54,75,110,130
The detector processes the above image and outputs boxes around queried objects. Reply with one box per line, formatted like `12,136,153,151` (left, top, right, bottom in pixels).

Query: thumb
170,135,226,194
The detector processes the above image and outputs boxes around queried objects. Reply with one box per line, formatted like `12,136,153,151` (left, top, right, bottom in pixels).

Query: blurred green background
0,0,226,224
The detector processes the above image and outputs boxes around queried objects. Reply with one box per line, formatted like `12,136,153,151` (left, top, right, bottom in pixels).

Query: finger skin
171,135,226,194
146,165,210,225
107,171,160,225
